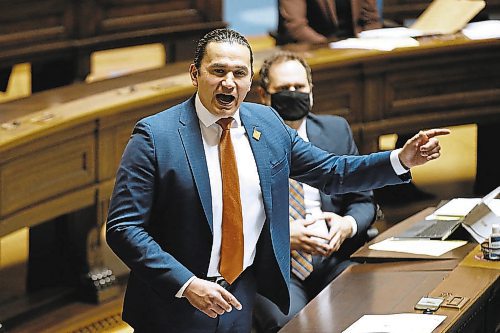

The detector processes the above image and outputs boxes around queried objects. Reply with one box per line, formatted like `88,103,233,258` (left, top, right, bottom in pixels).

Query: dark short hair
259,51,312,92
194,28,254,73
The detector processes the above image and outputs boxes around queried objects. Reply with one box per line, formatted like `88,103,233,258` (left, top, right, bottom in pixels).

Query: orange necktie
217,117,244,284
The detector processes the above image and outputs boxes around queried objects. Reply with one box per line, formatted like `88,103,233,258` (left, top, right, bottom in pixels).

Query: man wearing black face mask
253,51,378,333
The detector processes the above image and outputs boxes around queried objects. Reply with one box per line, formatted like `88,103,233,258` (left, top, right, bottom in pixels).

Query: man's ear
257,86,268,105
189,64,198,87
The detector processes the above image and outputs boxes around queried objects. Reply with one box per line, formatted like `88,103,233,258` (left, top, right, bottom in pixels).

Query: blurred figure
274,0,382,45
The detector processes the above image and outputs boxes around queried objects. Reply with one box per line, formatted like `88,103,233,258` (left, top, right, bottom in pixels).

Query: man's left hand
322,212,352,257
398,128,450,169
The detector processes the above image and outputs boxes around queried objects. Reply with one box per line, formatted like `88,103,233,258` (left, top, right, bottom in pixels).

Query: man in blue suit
106,28,449,333
253,52,378,332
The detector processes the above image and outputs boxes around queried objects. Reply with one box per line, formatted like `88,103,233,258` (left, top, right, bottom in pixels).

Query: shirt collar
296,118,309,142
195,93,242,129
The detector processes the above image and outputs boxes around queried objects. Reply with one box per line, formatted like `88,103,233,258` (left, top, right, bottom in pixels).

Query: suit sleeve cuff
344,215,358,238
175,276,196,298
390,149,409,175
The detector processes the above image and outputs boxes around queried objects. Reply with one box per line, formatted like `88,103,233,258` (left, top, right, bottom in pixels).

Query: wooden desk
281,210,500,333
1,36,500,325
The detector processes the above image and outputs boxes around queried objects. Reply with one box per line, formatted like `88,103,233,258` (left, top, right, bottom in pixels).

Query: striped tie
289,179,314,280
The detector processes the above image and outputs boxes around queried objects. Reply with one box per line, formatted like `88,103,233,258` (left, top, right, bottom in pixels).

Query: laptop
396,186,500,241
395,218,462,240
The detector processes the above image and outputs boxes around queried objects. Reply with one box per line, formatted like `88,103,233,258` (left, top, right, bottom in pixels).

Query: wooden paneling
384,47,500,117
0,0,74,47
0,0,225,73
310,65,364,123
96,0,199,33
0,132,95,216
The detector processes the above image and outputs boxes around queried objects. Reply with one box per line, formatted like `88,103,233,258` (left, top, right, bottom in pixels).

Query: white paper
369,238,467,256
329,37,419,51
486,199,500,216
358,27,424,39
462,20,500,40
462,210,500,243
343,313,446,333
426,198,481,220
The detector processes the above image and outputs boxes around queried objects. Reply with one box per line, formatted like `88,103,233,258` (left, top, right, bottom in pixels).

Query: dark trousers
253,257,355,333
130,267,257,333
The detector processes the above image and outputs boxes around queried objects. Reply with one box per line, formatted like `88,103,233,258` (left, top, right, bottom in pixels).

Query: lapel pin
252,128,261,141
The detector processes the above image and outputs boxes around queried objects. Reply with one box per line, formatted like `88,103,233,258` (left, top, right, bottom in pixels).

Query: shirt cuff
175,276,196,298
390,149,409,175
344,215,358,238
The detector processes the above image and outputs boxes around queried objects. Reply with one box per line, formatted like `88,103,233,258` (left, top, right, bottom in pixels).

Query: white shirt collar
296,118,309,142
195,94,242,129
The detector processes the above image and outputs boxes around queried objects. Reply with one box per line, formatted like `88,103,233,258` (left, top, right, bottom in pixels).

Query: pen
391,237,432,241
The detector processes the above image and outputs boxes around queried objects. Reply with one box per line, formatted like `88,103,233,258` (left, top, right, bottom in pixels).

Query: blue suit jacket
307,113,377,253
106,96,408,328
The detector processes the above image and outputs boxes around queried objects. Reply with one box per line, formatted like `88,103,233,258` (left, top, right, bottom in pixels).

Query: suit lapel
305,116,323,147
319,0,338,26
306,116,330,210
178,98,214,232
240,105,273,219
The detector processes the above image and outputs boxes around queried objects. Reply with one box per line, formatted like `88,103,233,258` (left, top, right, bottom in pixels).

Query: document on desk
462,20,500,40
426,198,481,220
358,27,425,39
343,313,446,333
369,238,467,256
329,37,419,51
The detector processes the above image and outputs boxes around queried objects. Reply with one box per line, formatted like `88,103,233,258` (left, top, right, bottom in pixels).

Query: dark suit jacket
307,113,376,255
106,96,408,330
277,0,381,44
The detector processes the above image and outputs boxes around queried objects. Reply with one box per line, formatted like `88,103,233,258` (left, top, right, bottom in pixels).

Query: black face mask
270,90,311,121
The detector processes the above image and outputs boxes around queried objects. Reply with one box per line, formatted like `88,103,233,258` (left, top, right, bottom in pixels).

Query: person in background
275,0,382,45
253,51,378,332
273,0,442,204
106,28,449,333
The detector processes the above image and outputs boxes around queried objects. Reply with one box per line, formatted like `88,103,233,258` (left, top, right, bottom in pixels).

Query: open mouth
216,94,236,105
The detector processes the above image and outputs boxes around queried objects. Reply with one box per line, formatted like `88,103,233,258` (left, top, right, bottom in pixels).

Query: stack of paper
343,313,446,333
369,238,467,256
329,37,419,51
358,27,424,39
462,20,500,40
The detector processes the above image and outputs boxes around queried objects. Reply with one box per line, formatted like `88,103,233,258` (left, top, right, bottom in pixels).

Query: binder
410,0,486,35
